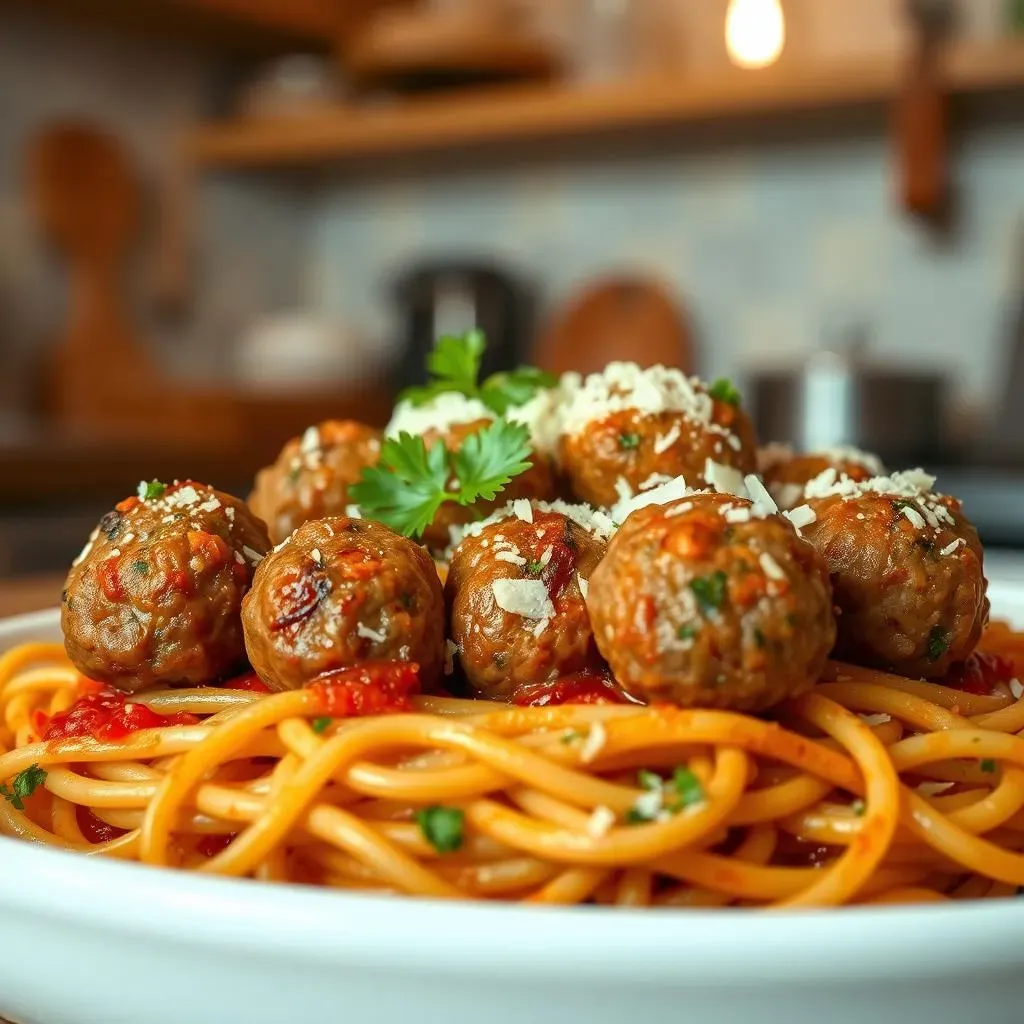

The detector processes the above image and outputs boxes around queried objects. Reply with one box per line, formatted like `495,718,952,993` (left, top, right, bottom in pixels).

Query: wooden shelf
187,40,1024,169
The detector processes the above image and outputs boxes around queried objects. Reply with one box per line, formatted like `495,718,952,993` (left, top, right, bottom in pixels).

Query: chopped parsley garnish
638,769,662,791
851,799,866,816
891,498,915,512
310,717,332,734
398,330,557,415
668,767,705,811
350,420,532,539
625,807,650,824
926,625,951,662
0,764,46,811
526,559,544,576
980,758,997,774
132,560,149,575
627,767,704,823
618,432,641,450
708,377,741,406
677,623,698,641
560,730,582,744
415,805,465,854
689,571,728,614
137,479,167,501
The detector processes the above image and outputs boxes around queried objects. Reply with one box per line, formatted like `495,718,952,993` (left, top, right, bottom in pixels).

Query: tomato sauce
77,806,127,844
308,662,420,717
42,688,199,742
945,651,1017,696
514,671,631,706
219,671,272,693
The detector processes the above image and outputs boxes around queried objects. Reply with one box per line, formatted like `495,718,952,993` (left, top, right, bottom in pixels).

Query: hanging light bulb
725,0,786,70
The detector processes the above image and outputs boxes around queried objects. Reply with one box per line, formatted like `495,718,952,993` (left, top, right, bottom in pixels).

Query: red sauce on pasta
308,662,420,717
42,689,199,742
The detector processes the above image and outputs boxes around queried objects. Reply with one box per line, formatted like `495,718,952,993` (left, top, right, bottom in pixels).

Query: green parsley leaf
310,717,332,734
137,479,167,501
637,769,663,791
625,807,651,825
349,432,451,539
526,559,544,576
708,378,741,406
415,805,464,854
618,432,641,450
980,758,997,773
132,560,149,575
480,366,558,415
926,625,951,662
0,764,46,811
689,571,728,615
677,623,698,641
450,419,533,504
851,799,866,816
668,767,704,811
560,730,582,745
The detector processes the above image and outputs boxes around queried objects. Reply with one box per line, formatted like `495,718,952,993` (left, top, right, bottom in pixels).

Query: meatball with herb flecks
587,491,835,711
248,420,382,545
241,517,445,692
557,365,757,507
446,502,609,701
62,480,271,693
801,468,988,677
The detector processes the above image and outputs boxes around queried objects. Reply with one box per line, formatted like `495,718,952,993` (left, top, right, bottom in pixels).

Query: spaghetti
2,630,1024,909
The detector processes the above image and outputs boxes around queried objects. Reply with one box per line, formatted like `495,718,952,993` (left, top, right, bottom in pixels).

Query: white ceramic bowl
2,583,1024,1024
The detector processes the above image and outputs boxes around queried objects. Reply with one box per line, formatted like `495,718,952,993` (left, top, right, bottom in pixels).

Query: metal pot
749,346,949,466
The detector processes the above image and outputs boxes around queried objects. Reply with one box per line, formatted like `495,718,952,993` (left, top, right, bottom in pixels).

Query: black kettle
390,260,534,391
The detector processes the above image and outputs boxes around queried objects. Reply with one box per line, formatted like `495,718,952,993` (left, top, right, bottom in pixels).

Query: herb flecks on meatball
241,517,445,692
62,480,271,693
587,491,836,712
446,502,608,701
801,468,988,678
557,365,757,507
248,420,382,544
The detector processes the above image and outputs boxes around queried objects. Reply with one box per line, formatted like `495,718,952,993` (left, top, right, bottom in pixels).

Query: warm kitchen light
725,0,785,69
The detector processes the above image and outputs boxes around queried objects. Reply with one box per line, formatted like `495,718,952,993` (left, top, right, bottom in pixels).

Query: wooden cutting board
533,277,694,377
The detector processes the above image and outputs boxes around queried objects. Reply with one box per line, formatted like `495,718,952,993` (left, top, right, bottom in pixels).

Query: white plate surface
1,581,1023,1024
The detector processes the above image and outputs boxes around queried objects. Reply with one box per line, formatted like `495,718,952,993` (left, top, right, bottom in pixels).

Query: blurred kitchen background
3,0,1024,607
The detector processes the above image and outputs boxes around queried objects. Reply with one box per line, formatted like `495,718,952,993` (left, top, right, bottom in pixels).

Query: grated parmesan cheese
356,622,387,644
385,394,493,439
1011,679,1024,700
243,546,265,564
901,506,926,530
610,476,703,525
577,575,589,599
558,362,724,440
818,445,885,476
512,499,533,523
744,475,779,517
759,552,785,581
300,426,320,453
860,712,891,726
531,617,550,638
165,485,200,508
917,781,955,797
579,722,607,763
586,805,616,838
653,421,682,455
495,550,526,566
638,472,675,491
940,538,963,556
491,579,555,620
724,506,752,523
448,499,616,551
309,548,323,564
784,504,817,530
704,459,746,498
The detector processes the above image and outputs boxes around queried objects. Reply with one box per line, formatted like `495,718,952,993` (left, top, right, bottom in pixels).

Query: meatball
801,471,988,677
587,492,836,711
446,505,607,701
760,446,884,511
248,420,381,544
62,480,271,692
420,417,557,551
558,366,757,507
241,517,445,692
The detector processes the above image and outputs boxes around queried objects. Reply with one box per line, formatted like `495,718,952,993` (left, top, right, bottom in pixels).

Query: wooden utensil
893,0,952,221
533,277,694,377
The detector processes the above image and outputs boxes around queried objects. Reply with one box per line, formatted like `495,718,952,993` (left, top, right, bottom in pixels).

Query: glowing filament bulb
725,0,786,70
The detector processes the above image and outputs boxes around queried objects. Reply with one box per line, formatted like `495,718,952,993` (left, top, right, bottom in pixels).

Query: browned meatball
446,506,607,701
802,474,988,677
419,418,557,551
587,492,836,711
241,517,445,692
761,447,884,511
558,371,757,507
248,420,381,544
62,481,271,692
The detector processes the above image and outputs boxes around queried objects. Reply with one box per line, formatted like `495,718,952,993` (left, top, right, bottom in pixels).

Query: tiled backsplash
310,118,1024,420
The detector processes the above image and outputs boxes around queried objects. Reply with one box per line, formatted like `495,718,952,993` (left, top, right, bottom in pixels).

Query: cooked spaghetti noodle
2,630,1024,909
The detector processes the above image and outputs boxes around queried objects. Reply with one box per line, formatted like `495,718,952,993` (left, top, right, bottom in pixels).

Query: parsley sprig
0,764,46,810
350,421,533,539
399,330,557,414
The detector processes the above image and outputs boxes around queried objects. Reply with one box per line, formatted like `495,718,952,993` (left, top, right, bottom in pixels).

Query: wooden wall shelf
187,40,1024,169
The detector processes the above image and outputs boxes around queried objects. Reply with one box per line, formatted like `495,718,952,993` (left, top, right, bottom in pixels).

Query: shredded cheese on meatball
803,468,955,529
558,362,730,441
490,579,556,621
385,394,495,438
448,499,615,551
